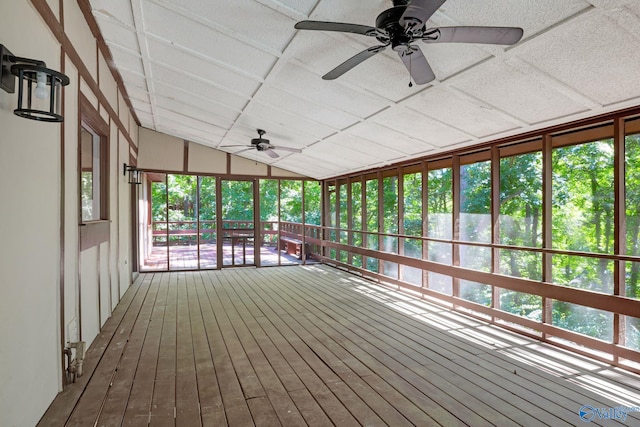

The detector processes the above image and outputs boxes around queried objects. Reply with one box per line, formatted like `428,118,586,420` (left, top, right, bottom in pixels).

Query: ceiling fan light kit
295,0,523,86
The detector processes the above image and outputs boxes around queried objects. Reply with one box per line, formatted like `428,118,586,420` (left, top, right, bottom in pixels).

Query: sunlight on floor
324,266,640,408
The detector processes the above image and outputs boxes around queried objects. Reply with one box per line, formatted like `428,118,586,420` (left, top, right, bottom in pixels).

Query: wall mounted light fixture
1,44,70,122
123,163,142,185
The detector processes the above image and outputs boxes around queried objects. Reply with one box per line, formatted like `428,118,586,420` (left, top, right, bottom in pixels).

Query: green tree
626,134,640,299
552,141,614,294
304,181,321,226
500,152,542,280
260,180,278,221
280,180,303,223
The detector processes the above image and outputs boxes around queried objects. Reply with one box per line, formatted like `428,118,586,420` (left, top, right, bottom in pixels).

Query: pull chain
408,50,413,87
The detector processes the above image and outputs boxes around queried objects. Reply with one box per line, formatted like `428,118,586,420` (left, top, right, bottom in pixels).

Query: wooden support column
196,176,201,269
277,179,282,265
347,177,353,265
215,177,223,269
614,117,626,354
542,134,553,337
491,146,501,312
253,179,260,267
377,171,384,276
398,170,405,282
336,181,342,262
301,180,306,265
361,175,367,271
452,155,461,298
422,162,429,289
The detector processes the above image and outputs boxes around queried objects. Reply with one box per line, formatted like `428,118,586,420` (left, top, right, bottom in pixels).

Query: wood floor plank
246,397,282,427
342,272,636,422
288,388,334,427
290,268,597,426
96,272,162,426
121,272,171,426
37,275,148,427
64,275,153,427
294,266,635,426
274,280,479,426
276,270,555,426
176,272,202,427
196,272,254,426
224,269,307,394
187,272,227,426
201,271,265,401
249,270,453,426
230,271,403,426
210,270,308,426
230,273,360,427
38,266,640,427
150,272,178,424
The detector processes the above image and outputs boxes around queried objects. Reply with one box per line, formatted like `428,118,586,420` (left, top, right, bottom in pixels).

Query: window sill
80,220,111,250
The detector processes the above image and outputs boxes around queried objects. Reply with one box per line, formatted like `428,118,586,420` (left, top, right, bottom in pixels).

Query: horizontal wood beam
322,240,640,318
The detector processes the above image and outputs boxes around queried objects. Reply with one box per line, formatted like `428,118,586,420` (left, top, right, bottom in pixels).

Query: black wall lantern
1,44,70,122
123,163,142,185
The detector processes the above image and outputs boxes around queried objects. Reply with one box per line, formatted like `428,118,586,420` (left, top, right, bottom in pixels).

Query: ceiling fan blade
400,0,446,29
424,26,524,45
223,144,252,148
295,20,381,37
398,46,435,85
323,45,387,80
272,146,302,153
265,149,279,159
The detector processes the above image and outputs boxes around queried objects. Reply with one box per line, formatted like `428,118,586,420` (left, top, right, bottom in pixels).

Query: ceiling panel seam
504,56,602,110
131,0,159,129
93,10,135,31
149,0,285,58
401,106,480,142
103,43,146,81
260,82,371,121
511,5,595,50
443,84,530,128
253,0,309,21
155,101,236,129
285,57,401,104
149,59,254,102
584,0,635,10
157,110,228,134
599,5,640,41
142,33,268,83
362,121,438,151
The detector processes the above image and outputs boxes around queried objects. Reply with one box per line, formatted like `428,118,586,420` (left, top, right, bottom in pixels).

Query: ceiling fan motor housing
376,5,415,49
251,128,270,150
251,138,270,149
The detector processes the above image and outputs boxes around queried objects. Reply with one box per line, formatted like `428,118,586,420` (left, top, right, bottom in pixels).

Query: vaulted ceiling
89,0,640,179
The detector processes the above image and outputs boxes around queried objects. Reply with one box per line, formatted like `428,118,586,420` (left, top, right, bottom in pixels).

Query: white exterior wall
0,1,138,425
0,3,63,426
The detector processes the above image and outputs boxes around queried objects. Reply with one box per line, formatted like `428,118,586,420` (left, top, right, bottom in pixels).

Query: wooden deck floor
141,244,311,271
39,266,640,426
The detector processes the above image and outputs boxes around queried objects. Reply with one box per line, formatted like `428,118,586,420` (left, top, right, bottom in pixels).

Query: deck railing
152,220,298,246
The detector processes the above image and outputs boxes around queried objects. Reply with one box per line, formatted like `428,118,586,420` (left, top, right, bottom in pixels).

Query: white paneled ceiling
89,0,640,179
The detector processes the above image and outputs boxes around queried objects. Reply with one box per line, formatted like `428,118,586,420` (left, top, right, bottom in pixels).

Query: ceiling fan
295,0,523,85
223,129,302,159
